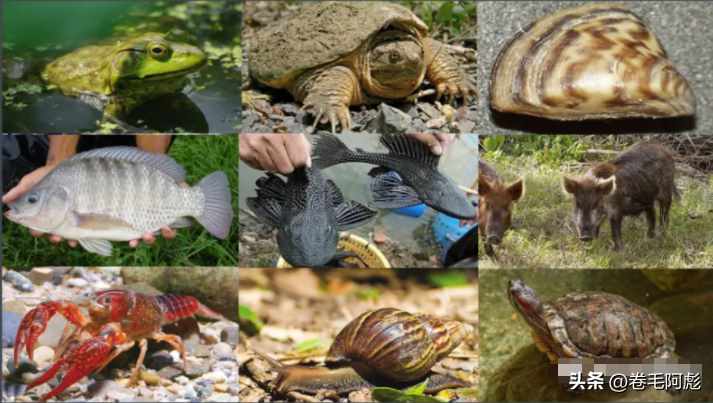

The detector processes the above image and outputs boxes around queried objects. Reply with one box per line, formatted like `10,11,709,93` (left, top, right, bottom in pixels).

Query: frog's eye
148,44,169,59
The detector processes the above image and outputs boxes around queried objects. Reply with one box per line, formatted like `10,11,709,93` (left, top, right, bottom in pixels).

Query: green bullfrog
42,32,206,122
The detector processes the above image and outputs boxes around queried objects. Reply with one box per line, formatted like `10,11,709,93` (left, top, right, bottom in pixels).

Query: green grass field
2,135,238,267
479,151,713,269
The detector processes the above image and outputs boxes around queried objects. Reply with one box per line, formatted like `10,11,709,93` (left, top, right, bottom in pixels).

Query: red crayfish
13,289,224,400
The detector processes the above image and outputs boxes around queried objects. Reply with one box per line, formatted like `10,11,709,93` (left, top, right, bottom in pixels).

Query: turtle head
365,26,427,99
508,279,550,336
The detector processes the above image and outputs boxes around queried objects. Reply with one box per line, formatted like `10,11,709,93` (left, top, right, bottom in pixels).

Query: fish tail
312,135,354,168
196,171,233,239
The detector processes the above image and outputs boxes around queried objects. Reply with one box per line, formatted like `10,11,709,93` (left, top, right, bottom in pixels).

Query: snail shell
490,3,695,120
325,308,467,383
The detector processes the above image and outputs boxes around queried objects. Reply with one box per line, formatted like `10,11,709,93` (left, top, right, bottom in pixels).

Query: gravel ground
1,268,239,402
477,1,713,136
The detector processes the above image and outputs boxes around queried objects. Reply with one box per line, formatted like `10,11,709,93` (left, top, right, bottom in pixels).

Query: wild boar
478,160,525,257
562,142,675,250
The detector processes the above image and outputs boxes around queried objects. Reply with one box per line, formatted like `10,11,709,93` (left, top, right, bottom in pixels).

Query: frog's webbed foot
425,38,476,105
293,66,359,133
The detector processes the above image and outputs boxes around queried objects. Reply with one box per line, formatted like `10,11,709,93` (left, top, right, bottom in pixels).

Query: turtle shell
248,1,428,89
542,292,675,359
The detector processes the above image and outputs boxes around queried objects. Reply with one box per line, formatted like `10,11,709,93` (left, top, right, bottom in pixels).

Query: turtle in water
508,279,676,363
247,1,475,132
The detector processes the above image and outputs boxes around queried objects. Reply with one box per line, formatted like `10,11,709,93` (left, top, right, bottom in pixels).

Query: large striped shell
326,308,466,382
490,3,695,120
543,292,676,359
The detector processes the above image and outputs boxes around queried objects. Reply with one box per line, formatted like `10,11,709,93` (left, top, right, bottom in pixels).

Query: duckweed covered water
2,0,241,133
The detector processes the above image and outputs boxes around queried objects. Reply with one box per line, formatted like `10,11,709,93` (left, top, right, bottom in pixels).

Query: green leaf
372,386,445,402
403,380,428,395
427,271,470,288
355,287,381,301
294,338,329,353
238,304,264,335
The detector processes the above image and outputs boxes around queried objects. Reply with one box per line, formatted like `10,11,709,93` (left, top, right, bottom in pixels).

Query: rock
202,371,227,384
183,384,198,400
96,380,135,401
417,103,441,119
2,311,23,347
220,324,239,345
93,281,111,291
425,116,447,129
184,358,211,378
201,326,221,344
484,344,673,402
66,278,88,288
157,365,183,380
167,383,184,395
27,268,54,285
174,375,190,385
206,392,234,402
3,270,34,292
32,346,55,368
140,369,161,386
195,379,214,399
368,103,412,134
373,228,389,244
148,351,175,370
212,342,234,361
214,383,229,393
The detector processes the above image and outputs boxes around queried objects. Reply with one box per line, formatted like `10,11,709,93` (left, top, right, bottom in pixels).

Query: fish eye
27,195,38,204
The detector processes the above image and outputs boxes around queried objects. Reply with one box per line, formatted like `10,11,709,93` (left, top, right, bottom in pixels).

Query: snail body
490,3,695,120
275,308,470,395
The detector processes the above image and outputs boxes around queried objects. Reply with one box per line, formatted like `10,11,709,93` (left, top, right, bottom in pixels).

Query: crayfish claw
14,301,89,364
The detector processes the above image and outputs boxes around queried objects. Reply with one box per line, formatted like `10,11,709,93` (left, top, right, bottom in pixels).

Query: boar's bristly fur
479,160,524,258
562,142,675,251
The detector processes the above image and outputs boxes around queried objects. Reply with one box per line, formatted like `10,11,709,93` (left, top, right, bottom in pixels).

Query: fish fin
335,201,377,230
325,179,345,206
369,172,422,208
246,197,282,227
196,171,233,239
255,173,288,202
367,166,391,178
312,135,354,168
379,134,440,167
74,213,134,230
169,217,193,229
78,239,113,256
70,146,186,182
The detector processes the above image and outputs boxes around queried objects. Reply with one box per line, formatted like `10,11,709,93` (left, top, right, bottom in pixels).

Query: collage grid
1,1,712,402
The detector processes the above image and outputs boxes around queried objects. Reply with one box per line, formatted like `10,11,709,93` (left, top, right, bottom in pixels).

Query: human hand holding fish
2,165,180,248
239,132,311,174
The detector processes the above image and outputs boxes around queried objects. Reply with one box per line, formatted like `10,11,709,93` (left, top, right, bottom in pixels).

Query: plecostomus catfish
5,147,233,256
246,167,376,267
312,134,477,219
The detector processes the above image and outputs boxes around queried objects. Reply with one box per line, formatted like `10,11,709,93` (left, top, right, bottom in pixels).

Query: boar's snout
486,234,503,245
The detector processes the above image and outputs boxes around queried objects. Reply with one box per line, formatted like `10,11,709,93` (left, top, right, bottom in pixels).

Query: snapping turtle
508,279,676,363
248,1,475,132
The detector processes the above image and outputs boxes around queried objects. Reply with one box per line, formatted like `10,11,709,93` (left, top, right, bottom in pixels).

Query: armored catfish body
312,134,477,220
5,147,233,256
248,1,474,132
246,167,376,267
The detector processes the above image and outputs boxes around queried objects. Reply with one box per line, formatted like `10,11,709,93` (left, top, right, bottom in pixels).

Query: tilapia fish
312,134,477,219
5,147,233,256
246,167,376,267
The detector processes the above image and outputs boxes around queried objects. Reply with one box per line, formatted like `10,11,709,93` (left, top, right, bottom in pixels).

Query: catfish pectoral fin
334,201,377,231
